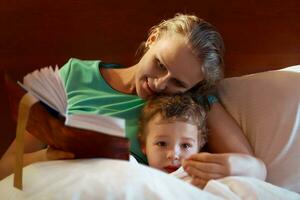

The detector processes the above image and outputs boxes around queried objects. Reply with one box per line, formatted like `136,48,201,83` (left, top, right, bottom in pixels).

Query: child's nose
166,148,180,160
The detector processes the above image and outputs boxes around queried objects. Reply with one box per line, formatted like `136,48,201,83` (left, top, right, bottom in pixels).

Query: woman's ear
145,30,159,47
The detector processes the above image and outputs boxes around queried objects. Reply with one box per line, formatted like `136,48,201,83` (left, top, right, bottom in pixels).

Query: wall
1,0,300,156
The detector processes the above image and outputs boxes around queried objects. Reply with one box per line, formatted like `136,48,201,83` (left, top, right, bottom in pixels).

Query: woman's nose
154,76,169,92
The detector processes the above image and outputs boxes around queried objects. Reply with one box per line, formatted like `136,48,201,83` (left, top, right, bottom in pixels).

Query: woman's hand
0,145,74,180
40,146,75,161
182,152,267,189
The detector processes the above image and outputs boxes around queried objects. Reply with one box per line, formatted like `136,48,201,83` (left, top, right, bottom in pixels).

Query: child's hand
40,146,75,161
182,152,266,189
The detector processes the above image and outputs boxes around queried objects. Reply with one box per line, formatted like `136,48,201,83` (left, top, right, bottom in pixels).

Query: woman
0,14,266,186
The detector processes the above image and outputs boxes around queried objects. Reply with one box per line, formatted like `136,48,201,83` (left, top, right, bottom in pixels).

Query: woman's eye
156,59,167,71
173,79,185,88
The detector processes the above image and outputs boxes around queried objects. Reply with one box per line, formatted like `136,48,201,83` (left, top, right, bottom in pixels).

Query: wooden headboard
1,0,300,156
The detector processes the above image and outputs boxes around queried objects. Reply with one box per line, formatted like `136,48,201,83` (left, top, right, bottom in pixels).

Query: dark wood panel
1,0,300,156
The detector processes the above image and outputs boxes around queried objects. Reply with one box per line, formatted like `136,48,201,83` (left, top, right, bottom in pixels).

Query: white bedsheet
1,159,299,200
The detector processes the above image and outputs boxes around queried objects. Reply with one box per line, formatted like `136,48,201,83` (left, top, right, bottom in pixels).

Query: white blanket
1,159,299,200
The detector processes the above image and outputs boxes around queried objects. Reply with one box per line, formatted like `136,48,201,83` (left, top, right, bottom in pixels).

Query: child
138,94,207,174
137,94,266,188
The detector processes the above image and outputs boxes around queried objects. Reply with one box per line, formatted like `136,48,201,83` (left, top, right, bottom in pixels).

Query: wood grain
1,0,300,156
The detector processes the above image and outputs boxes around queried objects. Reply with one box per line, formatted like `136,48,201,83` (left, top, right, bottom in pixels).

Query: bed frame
1,0,300,156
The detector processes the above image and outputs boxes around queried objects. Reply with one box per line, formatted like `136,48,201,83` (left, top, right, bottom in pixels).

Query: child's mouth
164,166,180,173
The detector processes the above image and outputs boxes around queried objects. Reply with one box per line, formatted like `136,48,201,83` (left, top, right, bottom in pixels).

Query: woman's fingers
46,146,75,160
187,152,229,165
182,153,233,180
185,165,225,180
191,177,208,189
183,159,228,175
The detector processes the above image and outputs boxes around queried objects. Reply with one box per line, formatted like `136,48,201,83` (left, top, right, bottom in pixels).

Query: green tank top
59,58,147,163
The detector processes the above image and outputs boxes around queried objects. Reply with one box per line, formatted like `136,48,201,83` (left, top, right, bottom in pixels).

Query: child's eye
156,141,167,147
181,143,192,149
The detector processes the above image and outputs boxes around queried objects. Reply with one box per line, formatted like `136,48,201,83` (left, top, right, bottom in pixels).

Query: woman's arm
0,131,46,180
182,102,267,189
182,152,267,188
206,102,253,155
0,130,74,180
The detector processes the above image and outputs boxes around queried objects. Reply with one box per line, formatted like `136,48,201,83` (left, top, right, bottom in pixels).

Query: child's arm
182,152,267,188
0,130,74,180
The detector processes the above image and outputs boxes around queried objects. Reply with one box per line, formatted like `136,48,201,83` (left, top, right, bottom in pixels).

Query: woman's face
134,34,204,99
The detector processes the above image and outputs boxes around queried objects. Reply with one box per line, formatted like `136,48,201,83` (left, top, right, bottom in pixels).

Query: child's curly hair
138,94,207,151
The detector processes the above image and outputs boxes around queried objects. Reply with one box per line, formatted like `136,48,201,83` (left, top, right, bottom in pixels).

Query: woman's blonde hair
136,13,224,96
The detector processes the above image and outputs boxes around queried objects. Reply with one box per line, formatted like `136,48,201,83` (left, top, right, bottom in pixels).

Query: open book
17,66,129,160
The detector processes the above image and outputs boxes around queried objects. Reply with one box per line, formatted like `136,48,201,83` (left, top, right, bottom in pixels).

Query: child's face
143,114,199,173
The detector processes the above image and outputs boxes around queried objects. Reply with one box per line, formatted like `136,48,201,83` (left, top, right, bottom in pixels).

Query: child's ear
138,132,147,155
141,145,146,155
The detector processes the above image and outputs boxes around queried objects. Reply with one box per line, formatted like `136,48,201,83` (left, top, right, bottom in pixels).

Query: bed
1,0,300,199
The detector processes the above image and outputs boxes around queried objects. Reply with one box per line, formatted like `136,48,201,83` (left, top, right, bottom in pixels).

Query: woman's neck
100,65,137,94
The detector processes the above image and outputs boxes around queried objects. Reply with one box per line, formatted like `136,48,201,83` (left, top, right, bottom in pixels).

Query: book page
17,82,60,115
65,114,126,138
23,66,67,115
54,66,67,112
39,68,63,112
39,67,66,114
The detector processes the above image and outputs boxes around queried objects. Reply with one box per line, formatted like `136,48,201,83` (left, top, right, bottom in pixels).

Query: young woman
0,14,266,182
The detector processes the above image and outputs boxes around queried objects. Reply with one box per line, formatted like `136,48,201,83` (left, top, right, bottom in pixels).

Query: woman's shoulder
64,58,101,69
60,58,122,73
59,58,101,80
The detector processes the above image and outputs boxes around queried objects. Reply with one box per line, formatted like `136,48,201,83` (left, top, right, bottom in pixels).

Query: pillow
217,65,300,193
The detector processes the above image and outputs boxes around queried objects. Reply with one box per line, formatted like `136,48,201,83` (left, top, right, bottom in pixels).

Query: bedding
217,65,300,193
1,66,300,199
0,159,299,200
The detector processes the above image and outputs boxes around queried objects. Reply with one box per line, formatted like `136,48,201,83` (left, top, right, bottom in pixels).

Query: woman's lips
144,79,155,96
164,166,180,173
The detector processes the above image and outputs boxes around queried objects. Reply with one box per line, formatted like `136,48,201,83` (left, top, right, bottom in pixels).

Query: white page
23,66,67,114
24,71,59,111
40,67,66,113
24,74,59,112
65,114,125,138
17,82,65,116
55,66,67,114
40,67,63,112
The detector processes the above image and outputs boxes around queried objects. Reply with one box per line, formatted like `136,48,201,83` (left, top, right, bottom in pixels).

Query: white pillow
217,65,300,193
